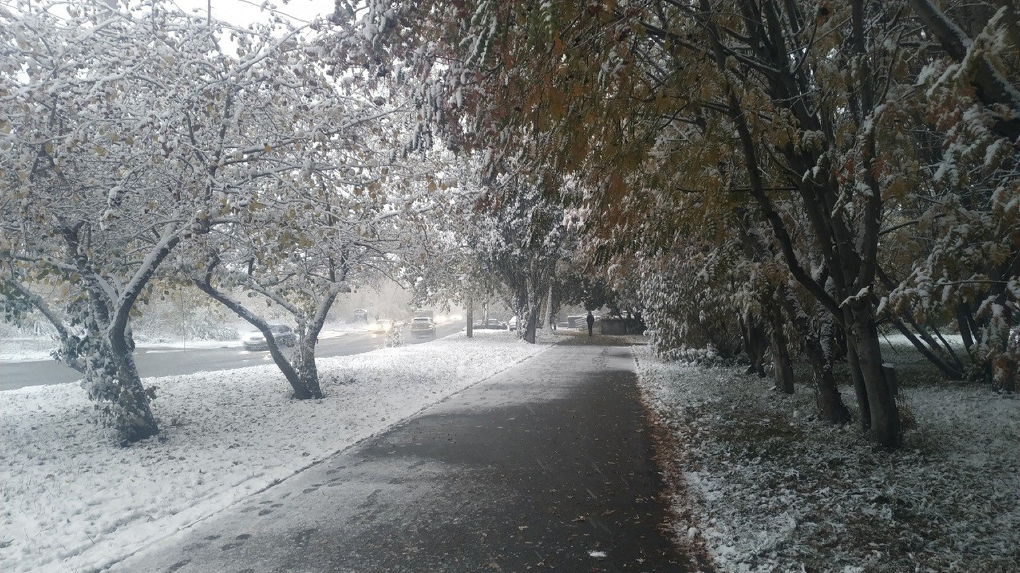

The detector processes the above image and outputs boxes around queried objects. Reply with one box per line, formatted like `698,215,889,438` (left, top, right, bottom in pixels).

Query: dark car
409,316,436,338
473,319,508,330
242,324,298,351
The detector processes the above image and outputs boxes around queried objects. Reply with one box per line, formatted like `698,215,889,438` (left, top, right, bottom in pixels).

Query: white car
369,319,395,334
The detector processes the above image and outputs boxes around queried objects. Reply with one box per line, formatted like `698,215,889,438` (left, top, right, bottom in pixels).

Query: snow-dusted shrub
638,241,746,364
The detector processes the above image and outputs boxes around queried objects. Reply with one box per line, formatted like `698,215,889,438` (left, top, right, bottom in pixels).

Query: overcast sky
172,0,331,26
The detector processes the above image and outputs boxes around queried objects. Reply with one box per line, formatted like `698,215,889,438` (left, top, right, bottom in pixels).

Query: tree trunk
543,284,553,330
104,330,159,444
847,304,901,447
808,326,853,424
192,276,318,400
292,338,324,399
776,288,851,424
844,323,872,433
466,293,474,338
523,291,542,344
740,314,769,377
768,302,795,394
77,279,160,445
956,303,975,350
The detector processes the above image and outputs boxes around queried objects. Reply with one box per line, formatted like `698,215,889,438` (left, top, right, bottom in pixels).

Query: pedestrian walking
586,311,595,337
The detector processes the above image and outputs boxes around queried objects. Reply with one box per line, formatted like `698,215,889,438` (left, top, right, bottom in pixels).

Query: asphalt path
110,337,689,573
0,322,463,391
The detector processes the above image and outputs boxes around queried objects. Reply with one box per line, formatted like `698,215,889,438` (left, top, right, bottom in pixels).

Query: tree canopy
341,0,1020,448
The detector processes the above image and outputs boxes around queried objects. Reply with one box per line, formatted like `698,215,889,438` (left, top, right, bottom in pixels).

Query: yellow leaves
548,88,566,121
552,34,565,59
987,243,1010,267
883,176,911,202
567,138,589,169
699,79,716,102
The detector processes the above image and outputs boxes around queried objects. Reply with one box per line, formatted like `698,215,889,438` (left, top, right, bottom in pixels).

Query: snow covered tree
0,0,380,442
881,0,1020,390
475,173,568,343
397,154,569,343
180,18,432,399
189,158,425,400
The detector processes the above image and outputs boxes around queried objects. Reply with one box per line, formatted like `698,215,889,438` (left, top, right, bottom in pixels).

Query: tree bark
192,273,322,400
847,304,901,447
739,311,769,377
777,288,852,424
543,283,553,330
102,329,159,444
523,284,542,344
768,300,795,394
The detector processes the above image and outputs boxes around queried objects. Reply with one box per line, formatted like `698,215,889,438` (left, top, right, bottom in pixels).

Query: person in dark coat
586,311,595,337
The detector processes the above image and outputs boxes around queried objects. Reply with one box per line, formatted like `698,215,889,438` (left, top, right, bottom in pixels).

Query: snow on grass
1,338,246,363
0,338,59,362
0,331,548,573
634,345,1020,573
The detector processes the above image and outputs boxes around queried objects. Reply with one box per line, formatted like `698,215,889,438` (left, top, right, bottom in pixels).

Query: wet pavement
110,337,688,572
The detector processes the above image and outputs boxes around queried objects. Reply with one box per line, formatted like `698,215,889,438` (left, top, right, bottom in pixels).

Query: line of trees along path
343,0,1020,448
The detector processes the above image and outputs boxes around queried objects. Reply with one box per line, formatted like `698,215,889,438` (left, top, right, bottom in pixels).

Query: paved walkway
112,338,688,572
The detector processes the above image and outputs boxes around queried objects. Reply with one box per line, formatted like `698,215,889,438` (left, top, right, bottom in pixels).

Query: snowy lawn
0,337,61,362
0,330,548,573
0,325,361,363
635,341,1020,573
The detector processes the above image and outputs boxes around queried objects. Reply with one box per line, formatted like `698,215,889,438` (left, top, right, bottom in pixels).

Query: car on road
242,324,297,351
473,318,508,330
409,316,436,338
369,319,395,334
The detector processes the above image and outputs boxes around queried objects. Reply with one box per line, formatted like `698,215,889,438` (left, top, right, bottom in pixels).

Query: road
0,322,464,391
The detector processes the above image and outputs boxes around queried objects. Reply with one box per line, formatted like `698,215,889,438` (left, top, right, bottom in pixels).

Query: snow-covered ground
0,325,368,363
635,343,1020,573
0,330,548,573
0,337,61,362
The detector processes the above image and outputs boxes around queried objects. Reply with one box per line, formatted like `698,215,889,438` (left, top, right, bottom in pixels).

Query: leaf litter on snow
634,342,1020,573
